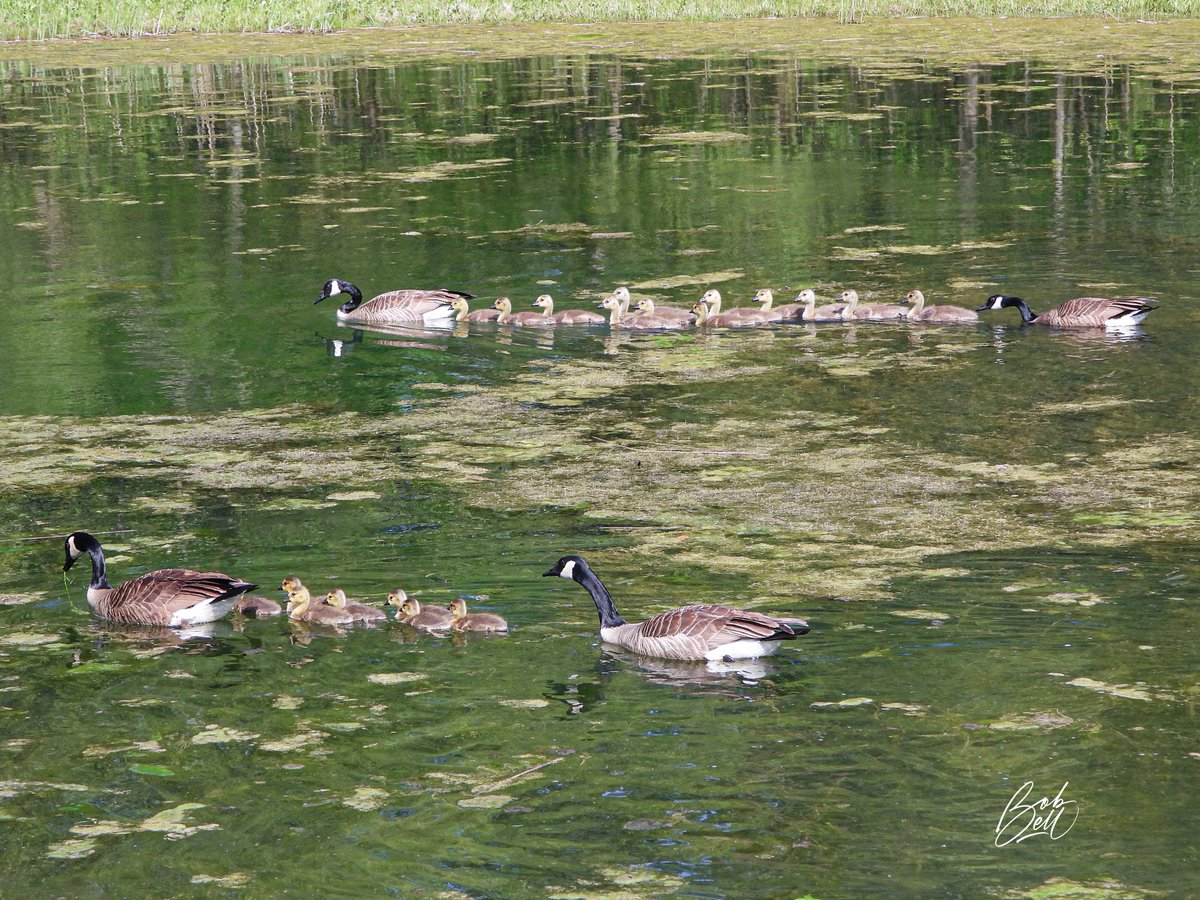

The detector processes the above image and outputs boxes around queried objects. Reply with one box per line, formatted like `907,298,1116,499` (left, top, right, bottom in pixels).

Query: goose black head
63,531,97,572
979,294,1021,312
544,555,589,582
314,279,362,311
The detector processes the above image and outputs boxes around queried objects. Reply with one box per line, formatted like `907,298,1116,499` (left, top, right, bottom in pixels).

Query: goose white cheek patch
559,560,576,579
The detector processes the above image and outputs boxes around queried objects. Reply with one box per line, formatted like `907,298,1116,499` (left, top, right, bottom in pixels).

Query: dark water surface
2,21,1200,898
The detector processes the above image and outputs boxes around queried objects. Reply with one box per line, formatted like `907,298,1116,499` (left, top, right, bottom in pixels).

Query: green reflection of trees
0,52,1196,415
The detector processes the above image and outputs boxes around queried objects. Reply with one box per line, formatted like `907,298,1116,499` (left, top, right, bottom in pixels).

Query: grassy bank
3,0,1200,41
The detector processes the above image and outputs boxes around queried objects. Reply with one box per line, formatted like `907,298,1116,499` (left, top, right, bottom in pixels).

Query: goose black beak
541,567,557,577
974,302,989,312
314,293,329,305
63,557,74,572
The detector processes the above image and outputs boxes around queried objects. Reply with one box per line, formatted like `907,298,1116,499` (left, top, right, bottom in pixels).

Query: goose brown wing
364,289,471,313
1045,297,1154,326
638,604,800,648
102,568,253,624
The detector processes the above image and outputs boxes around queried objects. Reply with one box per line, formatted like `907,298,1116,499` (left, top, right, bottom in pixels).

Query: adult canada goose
599,295,685,330
393,595,455,630
448,598,509,633
492,297,556,326
326,589,387,623
837,290,906,321
532,294,605,325
902,290,979,323
691,293,770,328
63,531,256,627
976,294,1156,328
234,595,282,618
631,298,696,325
544,556,808,661
448,296,501,323
797,289,848,322
751,288,805,321
314,279,467,326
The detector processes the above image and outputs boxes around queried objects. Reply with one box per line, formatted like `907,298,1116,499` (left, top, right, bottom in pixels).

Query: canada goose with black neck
977,294,1156,329
314,279,468,326
63,531,256,627
543,555,808,661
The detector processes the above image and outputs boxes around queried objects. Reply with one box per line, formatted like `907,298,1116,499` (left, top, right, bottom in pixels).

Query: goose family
543,555,808,662
63,531,256,627
318,280,1156,332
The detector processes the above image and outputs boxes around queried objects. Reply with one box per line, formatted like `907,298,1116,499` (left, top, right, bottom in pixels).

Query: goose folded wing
106,569,251,622
369,289,469,309
1055,297,1152,324
639,604,800,645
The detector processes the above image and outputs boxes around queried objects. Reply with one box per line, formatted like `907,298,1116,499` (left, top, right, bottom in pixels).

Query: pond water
2,20,1200,898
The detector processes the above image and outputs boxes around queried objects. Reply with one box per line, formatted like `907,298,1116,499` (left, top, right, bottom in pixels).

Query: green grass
3,0,1200,41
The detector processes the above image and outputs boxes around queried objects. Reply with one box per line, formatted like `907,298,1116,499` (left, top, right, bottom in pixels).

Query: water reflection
604,648,772,686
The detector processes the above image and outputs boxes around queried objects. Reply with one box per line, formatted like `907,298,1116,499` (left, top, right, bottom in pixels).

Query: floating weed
0,632,60,647
259,731,324,753
457,794,514,809
367,672,428,685
843,224,906,234
1063,677,1176,702
1003,877,1156,899
191,874,251,888
45,838,97,859
811,697,875,709
191,726,259,745
343,787,389,811
630,270,743,290
879,703,928,716
987,711,1075,732
646,129,747,143
82,741,165,758
139,803,219,836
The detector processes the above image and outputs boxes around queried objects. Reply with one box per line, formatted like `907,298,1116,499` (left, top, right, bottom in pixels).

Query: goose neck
578,567,626,629
86,544,110,590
